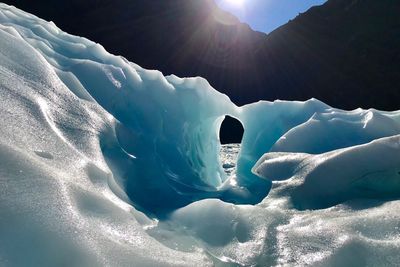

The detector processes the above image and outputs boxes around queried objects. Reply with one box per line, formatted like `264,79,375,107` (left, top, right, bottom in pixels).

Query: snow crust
1,3,400,266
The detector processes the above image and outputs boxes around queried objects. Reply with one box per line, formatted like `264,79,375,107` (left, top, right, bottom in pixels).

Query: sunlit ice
0,1,399,267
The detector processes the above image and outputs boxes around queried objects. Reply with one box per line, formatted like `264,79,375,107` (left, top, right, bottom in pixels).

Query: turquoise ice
1,3,400,266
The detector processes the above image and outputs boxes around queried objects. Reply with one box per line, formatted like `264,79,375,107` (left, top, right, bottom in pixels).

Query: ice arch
3,4,281,211
6,3,396,214
0,3,329,212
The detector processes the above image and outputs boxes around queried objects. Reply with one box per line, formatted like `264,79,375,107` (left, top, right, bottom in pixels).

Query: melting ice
1,3,400,266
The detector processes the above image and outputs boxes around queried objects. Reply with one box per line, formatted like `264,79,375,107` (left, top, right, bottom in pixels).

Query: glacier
1,3,400,266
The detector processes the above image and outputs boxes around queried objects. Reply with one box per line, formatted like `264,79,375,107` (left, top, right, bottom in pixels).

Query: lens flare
225,0,245,7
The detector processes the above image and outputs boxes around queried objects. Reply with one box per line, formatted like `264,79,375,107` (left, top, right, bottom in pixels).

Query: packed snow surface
1,3,400,266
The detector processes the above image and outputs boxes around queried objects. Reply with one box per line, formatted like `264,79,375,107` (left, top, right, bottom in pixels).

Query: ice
220,144,240,178
253,134,400,209
0,2,245,213
1,3,400,266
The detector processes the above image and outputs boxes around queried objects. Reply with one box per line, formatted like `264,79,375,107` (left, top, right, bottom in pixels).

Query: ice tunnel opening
219,115,244,145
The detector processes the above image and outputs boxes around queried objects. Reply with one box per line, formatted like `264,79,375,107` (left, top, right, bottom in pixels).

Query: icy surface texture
220,144,240,178
0,2,244,213
1,3,400,266
254,135,400,210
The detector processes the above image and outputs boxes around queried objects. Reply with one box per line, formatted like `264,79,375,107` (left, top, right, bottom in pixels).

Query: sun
224,0,245,7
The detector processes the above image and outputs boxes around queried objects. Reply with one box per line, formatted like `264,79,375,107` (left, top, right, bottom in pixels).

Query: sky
215,0,327,33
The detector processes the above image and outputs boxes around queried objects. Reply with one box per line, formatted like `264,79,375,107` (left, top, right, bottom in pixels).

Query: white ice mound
253,135,400,209
2,3,400,266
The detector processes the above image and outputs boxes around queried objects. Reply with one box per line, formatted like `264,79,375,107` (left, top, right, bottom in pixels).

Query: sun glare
225,0,245,7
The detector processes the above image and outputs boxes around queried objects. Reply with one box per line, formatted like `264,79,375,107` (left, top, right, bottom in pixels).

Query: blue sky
215,0,327,33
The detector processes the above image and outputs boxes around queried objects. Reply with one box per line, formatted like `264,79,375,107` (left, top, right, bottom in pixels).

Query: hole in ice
219,116,244,144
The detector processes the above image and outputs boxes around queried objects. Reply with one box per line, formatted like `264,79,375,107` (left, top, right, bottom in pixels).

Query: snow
1,3,400,266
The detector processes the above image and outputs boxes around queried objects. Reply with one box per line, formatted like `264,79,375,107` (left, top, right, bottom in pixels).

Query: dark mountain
4,0,400,142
